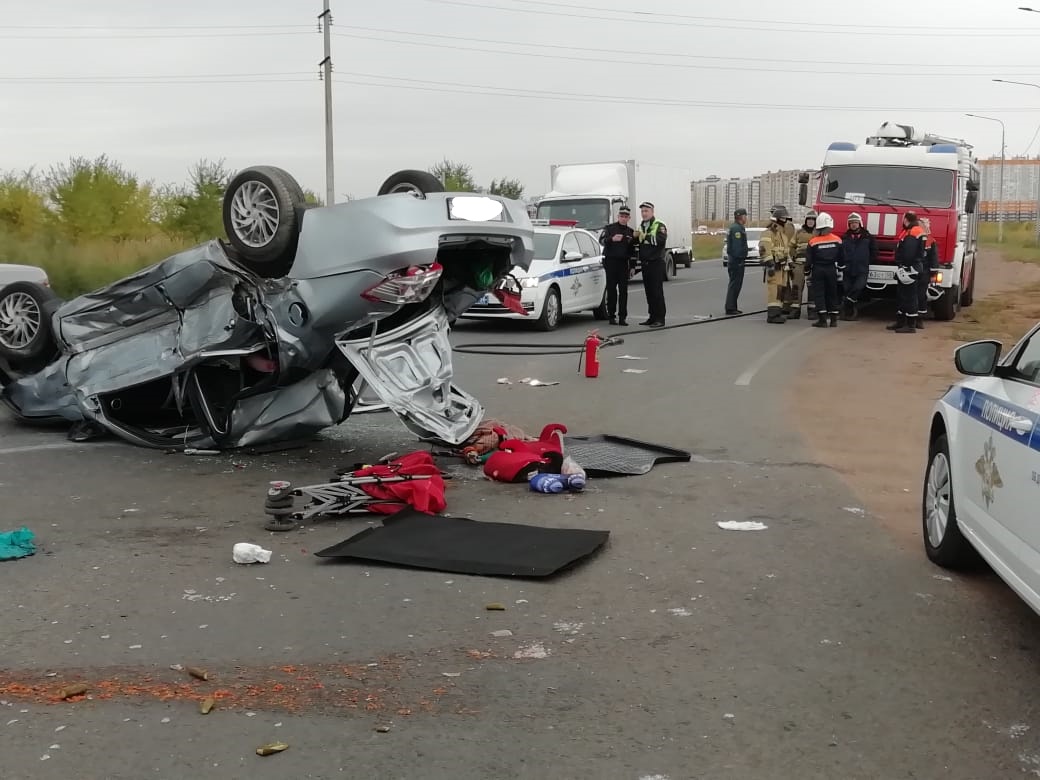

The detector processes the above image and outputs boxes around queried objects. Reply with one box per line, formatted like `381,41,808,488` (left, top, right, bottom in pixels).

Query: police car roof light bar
548,219,579,227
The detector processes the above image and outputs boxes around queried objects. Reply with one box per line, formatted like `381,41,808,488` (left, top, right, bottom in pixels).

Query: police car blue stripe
958,387,1040,452
535,265,601,283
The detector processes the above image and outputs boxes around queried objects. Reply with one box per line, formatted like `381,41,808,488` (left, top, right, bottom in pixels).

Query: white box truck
534,159,693,278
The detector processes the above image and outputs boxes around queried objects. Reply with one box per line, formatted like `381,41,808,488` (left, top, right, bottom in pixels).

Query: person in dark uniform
598,206,636,326
636,201,668,328
888,210,927,333
916,217,939,329
805,211,846,328
839,212,878,321
724,207,749,315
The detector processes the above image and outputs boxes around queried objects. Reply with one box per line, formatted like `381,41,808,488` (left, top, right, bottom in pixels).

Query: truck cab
799,122,980,321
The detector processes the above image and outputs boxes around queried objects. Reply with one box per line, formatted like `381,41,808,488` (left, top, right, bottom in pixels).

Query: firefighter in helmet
788,209,817,320
760,206,794,324
888,210,926,333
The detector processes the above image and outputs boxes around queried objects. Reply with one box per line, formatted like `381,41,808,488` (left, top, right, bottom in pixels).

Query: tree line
0,156,525,246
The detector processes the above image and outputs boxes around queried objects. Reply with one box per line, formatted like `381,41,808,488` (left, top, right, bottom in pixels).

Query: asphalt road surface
2,261,1040,779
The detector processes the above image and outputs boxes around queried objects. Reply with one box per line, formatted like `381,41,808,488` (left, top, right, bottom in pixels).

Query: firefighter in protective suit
759,207,795,324
788,210,817,320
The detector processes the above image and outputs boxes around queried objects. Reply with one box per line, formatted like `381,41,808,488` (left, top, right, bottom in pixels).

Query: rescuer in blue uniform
805,211,846,328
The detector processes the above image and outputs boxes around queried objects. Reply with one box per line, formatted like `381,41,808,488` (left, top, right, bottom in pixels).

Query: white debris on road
716,520,768,531
514,642,550,659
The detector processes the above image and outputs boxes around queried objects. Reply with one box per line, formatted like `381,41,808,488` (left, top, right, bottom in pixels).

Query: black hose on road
451,307,771,356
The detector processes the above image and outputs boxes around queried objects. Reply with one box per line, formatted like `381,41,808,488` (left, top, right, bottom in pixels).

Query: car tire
537,286,562,331
377,170,447,197
591,289,608,320
0,281,58,362
664,252,676,281
922,432,979,569
222,165,306,277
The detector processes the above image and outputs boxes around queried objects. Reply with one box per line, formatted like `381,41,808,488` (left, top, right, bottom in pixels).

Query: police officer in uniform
805,211,846,328
598,205,636,325
759,208,794,324
724,207,749,315
889,210,926,333
788,209,817,320
635,201,668,328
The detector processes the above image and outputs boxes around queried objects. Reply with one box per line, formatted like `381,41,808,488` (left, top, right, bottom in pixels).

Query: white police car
923,322,1040,613
462,220,607,331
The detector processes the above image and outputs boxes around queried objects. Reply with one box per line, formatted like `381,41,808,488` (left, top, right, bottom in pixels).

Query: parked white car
722,227,766,267
0,263,49,289
462,221,607,331
0,264,50,358
923,325,1040,614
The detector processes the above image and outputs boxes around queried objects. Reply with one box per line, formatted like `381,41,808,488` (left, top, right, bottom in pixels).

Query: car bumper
460,287,539,319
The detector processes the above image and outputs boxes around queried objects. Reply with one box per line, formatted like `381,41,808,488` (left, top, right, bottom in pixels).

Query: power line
422,0,1040,37
333,29,1040,78
1,22,311,30
337,24,1040,70
331,72,1040,112
0,30,313,40
504,0,1024,33
0,76,315,85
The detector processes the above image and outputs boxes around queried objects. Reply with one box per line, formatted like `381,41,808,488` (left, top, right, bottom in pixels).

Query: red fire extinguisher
582,332,601,378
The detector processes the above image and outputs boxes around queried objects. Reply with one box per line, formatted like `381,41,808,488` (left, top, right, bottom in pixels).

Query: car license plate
477,293,493,305
868,269,894,281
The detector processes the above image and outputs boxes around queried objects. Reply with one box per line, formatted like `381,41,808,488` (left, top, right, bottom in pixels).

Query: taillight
361,262,443,304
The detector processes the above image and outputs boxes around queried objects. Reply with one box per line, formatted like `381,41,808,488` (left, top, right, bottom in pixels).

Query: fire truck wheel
960,265,976,308
932,284,960,321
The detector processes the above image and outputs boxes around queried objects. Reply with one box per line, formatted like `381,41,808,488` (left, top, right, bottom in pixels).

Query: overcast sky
5,0,1040,203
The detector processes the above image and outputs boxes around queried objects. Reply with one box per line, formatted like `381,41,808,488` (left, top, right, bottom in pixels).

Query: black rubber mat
562,434,691,477
314,509,609,578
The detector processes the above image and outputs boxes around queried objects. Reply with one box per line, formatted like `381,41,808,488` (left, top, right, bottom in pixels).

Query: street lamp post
965,113,1006,243
993,77,1040,244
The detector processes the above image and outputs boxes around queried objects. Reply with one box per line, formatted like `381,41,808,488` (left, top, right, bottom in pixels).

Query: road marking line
735,326,815,386
669,277,720,287
0,441,123,456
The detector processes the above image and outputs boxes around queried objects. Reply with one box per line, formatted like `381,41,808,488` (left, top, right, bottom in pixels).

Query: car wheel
377,170,447,197
222,165,306,277
537,286,562,331
0,281,58,362
591,289,608,320
922,432,978,569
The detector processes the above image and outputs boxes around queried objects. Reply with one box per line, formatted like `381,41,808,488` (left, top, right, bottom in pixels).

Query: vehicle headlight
519,277,540,289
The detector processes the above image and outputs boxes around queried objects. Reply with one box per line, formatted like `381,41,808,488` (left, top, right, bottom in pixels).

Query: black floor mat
314,509,609,578
562,434,691,477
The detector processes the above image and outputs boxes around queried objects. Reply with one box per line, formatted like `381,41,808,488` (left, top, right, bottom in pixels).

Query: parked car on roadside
0,264,51,360
461,219,607,331
722,226,766,267
922,324,1040,615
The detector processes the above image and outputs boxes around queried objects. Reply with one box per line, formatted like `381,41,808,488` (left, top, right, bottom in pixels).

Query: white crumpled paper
232,542,272,564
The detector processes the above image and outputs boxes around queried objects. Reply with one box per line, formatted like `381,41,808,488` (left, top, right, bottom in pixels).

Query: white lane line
0,441,124,456
734,326,816,386
668,277,721,287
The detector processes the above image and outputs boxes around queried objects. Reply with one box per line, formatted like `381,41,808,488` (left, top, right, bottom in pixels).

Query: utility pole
319,1,334,206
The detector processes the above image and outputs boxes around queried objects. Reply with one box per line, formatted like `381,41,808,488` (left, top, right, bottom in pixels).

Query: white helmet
895,266,919,285
816,212,834,231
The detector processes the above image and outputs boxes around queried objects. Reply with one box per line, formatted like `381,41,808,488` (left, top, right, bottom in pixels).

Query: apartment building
978,155,1040,221
691,169,812,225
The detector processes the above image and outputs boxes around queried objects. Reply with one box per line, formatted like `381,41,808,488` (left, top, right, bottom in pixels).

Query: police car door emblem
975,434,1003,509
571,276,582,294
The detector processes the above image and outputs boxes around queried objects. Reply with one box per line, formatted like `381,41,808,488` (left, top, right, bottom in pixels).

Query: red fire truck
798,121,981,321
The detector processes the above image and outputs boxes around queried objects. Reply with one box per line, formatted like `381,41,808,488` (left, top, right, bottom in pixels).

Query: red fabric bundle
483,423,568,483
351,451,447,515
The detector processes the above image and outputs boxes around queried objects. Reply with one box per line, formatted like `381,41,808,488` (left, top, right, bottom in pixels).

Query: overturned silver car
0,167,534,449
